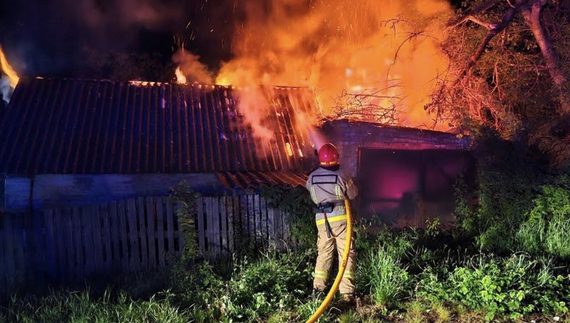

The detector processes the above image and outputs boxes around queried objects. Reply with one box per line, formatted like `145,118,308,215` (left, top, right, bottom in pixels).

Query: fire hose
305,199,353,323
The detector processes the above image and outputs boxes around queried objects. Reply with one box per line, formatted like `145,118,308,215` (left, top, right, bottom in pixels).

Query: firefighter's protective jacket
306,166,359,295
306,167,358,225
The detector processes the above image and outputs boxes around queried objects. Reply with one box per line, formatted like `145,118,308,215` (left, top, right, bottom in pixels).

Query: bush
169,248,315,322
454,133,544,253
260,186,317,250
416,253,570,321
517,181,570,259
217,249,314,321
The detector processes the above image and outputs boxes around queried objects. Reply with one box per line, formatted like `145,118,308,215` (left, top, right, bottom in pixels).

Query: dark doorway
357,148,475,228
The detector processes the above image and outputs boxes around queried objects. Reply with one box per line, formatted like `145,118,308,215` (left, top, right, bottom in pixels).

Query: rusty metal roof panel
0,77,318,175
215,171,308,190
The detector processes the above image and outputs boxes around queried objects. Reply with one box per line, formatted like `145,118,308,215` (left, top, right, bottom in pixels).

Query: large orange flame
0,44,20,88
213,0,453,131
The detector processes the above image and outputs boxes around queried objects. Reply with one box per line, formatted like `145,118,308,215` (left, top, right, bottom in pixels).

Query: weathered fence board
117,201,128,272
155,197,166,267
109,201,121,272
137,198,149,271
196,198,206,256
146,197,156,269
1,194,292,297
0,217,6,290
165,200,175,259
2,215,14,288
72,207,84,280
101,205,112,273
126,199,138,272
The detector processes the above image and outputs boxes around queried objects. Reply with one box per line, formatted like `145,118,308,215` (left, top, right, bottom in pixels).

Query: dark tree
429,0,570,166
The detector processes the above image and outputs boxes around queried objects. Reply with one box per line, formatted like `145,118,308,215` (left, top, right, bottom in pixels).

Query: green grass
1,289,188,323
2,227,570,323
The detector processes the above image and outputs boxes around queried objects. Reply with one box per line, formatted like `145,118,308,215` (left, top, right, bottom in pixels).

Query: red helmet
318,143,339,166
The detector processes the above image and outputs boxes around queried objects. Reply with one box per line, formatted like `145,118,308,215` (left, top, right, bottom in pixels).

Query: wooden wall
4,173,222,212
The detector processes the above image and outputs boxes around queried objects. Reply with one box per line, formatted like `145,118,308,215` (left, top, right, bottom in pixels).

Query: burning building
0,0,473,227
0,77,317,212
0,75,471,228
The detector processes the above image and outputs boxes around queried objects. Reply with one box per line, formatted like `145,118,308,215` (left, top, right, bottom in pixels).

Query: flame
0,45,19,88
172,48,213,84
175,67,187,84
0,44,20,104
212,0,453,131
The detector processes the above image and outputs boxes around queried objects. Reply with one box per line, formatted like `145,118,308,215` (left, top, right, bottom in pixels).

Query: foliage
429,0,570,167
169,181,201,261
416,253,570,321
3,225,570,323
215,249,314,322
353,220,419,259
168,261,226,320
260,186,317,250
454,131,570,258
357,246,411,307
454,132,545,253
1,288,188,323
166,247,315,322
517,177,570,259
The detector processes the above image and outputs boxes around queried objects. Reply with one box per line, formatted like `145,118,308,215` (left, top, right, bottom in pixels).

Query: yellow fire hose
305,200,353,323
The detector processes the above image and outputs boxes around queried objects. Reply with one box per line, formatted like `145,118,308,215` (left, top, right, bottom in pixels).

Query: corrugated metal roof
216,171,308,190
0,77,319,175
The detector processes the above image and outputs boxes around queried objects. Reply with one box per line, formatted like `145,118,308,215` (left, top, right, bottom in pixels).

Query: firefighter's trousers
313,220,356,295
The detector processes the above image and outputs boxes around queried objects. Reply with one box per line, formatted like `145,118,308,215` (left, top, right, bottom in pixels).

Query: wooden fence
196,195,292,256
0,194,292,296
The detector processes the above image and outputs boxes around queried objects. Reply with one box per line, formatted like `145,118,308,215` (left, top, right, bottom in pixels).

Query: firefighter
306,142,358,304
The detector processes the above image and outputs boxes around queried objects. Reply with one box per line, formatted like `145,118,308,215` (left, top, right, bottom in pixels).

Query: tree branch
451,3,519,87
449,15,499,29
448,0,500,27
519,0,570,113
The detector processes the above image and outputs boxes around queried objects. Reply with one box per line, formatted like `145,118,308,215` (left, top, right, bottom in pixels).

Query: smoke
233,87,276,143
172,49,214,84
0,76,12,105
214,0,454,130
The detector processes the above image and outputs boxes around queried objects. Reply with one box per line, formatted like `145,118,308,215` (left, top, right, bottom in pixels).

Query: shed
322,119,473,228
0,77,317,212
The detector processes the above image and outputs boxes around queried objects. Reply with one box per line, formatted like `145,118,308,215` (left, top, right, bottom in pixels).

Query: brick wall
321,120,470,178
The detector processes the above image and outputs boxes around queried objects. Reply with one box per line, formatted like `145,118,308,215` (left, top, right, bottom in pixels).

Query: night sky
1,0,465,80
0,0,237,78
